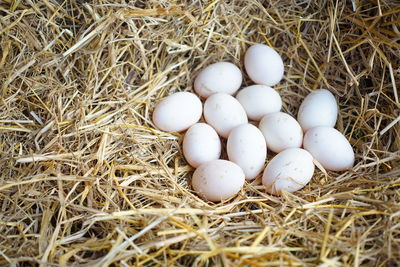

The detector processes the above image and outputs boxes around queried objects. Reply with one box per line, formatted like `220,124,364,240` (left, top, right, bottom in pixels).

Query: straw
1,0,399,265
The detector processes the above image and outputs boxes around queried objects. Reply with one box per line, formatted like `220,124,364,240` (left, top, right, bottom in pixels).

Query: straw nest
1,0,399,266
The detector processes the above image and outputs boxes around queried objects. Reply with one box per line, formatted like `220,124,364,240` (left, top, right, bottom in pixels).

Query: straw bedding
0,0,399,266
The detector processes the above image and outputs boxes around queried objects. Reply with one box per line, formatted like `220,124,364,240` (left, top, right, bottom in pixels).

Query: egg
236,85,282,121
227,124,267,180
194,62,242,98
152,92,202,132
262,148,315,195
297,89,338,131
204,93,248,138
244,44,284,86
303,126,355,171
183,123,221,168
191,160,245,202
258,112,303,153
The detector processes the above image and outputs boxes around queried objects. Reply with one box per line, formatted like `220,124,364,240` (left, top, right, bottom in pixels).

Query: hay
1,0,399,265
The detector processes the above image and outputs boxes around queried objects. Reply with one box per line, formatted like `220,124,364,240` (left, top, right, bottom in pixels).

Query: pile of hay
1,0,399,265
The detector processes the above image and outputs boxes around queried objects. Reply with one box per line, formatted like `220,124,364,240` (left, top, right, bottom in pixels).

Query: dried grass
1,0,400,266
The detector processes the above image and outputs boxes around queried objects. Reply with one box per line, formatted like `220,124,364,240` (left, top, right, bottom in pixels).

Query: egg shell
192,160,245,202
227,124,267,180
262,148,315,195
297,89,338,131
259,112,303,153
236,85,282,121
303,126,355,171
204,93,248,138
194,62,242,98
244,44,284,86
183,123,221,168
152,92,202,132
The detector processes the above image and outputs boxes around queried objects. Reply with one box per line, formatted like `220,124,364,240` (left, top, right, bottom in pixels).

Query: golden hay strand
1,0,400,266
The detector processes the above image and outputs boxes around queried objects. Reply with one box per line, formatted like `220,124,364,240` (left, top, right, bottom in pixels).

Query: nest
1,0,399,266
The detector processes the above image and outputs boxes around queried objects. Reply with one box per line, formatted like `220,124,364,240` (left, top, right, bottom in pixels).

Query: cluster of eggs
152,44,355,202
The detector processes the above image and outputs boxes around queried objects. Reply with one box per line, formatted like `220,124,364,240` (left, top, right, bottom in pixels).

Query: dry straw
1,0,399,266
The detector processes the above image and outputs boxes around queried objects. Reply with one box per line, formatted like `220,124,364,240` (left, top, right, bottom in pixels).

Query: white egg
303,126,355,171
244,44,284,86
236,85,282,121
227,124,267,180
204,93,248,138
192,160,245,202
152,92,202,132
262,148,315,195
259,112,303,153
183,123,221,168
194,62,242,98
297,89,338,131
